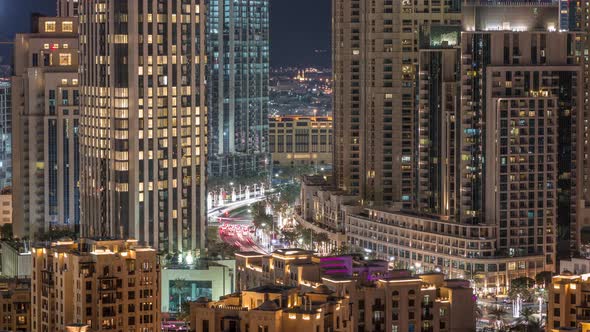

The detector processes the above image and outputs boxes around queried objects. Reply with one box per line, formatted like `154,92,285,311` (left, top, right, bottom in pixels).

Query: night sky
0,0,331,68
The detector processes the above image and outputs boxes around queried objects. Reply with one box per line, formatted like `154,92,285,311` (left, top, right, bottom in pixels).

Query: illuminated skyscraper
207,0,270,178
78,0,207,253
326,0,590,287
57,0,80,17
12,16,81,239
332,0,461,206
0,81,10,189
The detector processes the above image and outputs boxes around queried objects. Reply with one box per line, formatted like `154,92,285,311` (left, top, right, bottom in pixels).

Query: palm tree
314,232,330,253
474,304,484,321
251,201,272,231
519,307,536,324
487,305,508,330
526,316,544,332
170,278,190,312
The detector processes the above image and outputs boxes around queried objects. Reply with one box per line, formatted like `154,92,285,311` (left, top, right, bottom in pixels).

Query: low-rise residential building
235,250,402,292
345,207,547,294
547,272,590,331
295,176,359,252
0,241,31,277
31,238,160,332
235,249,317,291
190,284,351,332
0,278,31,332
230,251,477,332
322,272,475,332
269,115,333,168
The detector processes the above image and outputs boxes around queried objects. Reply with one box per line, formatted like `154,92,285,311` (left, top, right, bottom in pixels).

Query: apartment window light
62,21,74,32
45,21,56,32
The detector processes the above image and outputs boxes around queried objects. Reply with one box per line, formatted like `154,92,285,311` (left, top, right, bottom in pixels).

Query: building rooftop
301,175,330,186
235,251,268,258
246,285,296,294
272,248,313,256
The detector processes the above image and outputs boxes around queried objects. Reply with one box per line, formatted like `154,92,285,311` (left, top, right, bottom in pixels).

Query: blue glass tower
0,81,10,189
207,0,270,178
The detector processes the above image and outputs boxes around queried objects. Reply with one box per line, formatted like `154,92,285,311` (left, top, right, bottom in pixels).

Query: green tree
514,306,536,331
37,228,78,242
281,228,301,245
535,271,552,287
509,277,535,301
314,232,330,251
170,278,190,312
526,316,545,332
251,201,273,231
177,301,191,322
207,241,238,259
330,245,349,256
0,224,12,239
487,305,508,330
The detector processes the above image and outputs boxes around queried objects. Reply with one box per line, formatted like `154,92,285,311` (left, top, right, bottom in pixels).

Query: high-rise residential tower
57,0,80,17
78,0,207,254
0,80,11,189
322,0,590,288
332,0,461,207
207,0,270,178
12,16,81,239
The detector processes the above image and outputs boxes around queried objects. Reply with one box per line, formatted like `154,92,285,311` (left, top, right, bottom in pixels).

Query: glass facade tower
207,0,270,178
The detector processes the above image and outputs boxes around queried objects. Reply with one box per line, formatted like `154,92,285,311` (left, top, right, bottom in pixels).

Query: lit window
59,53,72,66
62,21,73,32
45,21,56,32
43,44,50,49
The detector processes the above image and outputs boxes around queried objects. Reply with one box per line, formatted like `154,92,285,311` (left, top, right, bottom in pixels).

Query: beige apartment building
235,249,317,291
322,272,475,332
233,249,475,332
269,115,332,168
332,0,461,207
0,187,11,226
0,278,31,332
295,176,357,251
77,0,208,253
190,285,351,332
345,207,547,293
548,272,590,331
31,238,160,332
12,15,80,239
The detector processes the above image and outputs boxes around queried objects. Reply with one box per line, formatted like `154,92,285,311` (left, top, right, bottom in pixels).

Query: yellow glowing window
113,34,128,44
62,21,73,32
61,79,68,85
59,53,72,66
36,162,44,170
43,44,50,49
45,21,56,32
